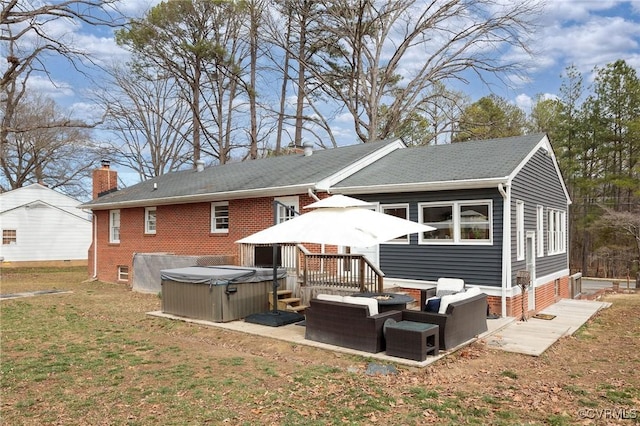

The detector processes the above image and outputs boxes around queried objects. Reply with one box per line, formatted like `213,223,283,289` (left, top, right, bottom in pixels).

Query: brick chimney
92,160,118,199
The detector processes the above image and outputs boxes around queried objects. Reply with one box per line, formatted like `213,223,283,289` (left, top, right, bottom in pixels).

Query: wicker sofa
402,289,488,350
305,295,402,353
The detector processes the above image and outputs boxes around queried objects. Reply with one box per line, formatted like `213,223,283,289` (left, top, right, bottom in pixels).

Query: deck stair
269,289,307,314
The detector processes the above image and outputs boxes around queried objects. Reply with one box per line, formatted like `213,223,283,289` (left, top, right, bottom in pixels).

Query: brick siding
90,193,319,284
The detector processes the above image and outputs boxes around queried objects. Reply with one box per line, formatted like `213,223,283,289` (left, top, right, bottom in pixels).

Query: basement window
118,265,129,282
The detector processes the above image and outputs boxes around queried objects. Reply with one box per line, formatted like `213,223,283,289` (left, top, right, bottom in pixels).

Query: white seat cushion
438,286,481,314
342,296,379,316
316,294,344,302
436,277,465,297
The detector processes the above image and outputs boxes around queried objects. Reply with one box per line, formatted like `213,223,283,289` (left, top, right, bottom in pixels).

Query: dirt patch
1,268,639,425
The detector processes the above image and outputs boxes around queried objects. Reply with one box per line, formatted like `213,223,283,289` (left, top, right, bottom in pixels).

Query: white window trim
418,200,493,245
144,207,157,235
109,210,120,244
516,201,524,261
547,208,567,255
210,201,229,233
381,203,410,244
275,196,299,223
118,265,129,282
2,229,17,245
536,205,544,257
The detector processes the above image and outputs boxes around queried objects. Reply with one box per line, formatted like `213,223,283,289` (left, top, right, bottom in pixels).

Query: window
109,210,120,243
459,203,490,241
145,207,156,234
548,209,566,255
118,265,129,282
2,229,17,245
419,200,492,244
536,205,544,257
516,201,524,260
211,202,229,233
275,196,299,223
382,204,409,243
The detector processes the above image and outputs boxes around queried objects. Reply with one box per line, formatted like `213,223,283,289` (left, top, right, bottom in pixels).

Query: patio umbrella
236,195,435,247
237,194,435,326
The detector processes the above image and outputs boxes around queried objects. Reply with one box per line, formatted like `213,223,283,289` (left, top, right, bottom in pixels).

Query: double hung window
109,210,120,243
145,207,156,234
211,202,229,233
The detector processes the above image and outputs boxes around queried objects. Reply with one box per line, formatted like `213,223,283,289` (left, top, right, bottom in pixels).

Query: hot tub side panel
161,278,283,322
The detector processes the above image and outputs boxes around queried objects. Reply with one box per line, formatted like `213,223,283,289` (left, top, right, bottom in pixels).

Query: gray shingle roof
333,133,545,189
81,139,398,208
80,134,546,209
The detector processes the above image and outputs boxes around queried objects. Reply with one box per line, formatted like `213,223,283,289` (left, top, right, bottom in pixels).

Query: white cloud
26,75,75,99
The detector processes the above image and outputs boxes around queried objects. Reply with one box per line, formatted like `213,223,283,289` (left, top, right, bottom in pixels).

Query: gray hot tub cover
160,265,287,285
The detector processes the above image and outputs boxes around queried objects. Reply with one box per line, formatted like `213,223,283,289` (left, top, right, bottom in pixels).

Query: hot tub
160,266,286,322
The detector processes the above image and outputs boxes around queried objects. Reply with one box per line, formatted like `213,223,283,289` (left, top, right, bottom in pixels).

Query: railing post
359,257,365,292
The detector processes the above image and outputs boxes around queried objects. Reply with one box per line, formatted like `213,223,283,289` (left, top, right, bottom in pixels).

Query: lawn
1,267,639,425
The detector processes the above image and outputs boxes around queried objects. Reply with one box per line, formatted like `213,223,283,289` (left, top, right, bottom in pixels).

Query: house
0,183,92,267
79,134,571,318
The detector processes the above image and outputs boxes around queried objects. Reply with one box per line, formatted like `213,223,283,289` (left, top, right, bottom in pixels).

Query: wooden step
286,305,307,314
277,297,301,305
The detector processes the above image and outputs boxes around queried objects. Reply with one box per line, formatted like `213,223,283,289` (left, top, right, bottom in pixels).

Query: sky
7,0,640,152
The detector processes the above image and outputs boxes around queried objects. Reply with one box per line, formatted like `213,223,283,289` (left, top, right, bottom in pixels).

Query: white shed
0,184,91,265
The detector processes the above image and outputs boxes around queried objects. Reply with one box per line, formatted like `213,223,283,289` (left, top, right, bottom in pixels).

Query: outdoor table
351,292,415,312
384,320,439,361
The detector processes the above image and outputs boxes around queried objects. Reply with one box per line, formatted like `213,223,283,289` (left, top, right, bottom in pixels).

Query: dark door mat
532,313,556,320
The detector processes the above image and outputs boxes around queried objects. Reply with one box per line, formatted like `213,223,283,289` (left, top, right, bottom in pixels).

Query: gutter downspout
307,188,320,201
498,183,510,317
92,213,98,279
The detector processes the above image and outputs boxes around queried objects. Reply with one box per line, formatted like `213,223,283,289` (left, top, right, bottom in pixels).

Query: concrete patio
148,297,611,367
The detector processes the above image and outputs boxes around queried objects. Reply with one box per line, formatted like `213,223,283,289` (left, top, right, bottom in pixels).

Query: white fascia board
82,183,318,211
333,177,509,195
316,139,406,191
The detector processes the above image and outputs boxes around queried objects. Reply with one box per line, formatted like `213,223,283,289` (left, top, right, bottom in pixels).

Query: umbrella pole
272,242,279,313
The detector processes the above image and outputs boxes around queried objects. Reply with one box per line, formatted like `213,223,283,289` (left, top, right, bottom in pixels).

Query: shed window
2,229,17,245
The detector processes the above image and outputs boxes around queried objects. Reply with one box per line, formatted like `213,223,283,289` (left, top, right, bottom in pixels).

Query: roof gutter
79,183,322,211
334,177,510,195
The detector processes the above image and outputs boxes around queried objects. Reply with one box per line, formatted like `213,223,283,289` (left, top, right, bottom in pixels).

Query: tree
452,95,526,142
95,67,194,181
1,0,121,182
589,60,640,212
0,93,96,198
117,0,253,165
304,0,541,143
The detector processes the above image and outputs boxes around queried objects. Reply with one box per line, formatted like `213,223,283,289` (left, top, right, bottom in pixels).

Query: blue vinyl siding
358,189,504,288
511,148,569,282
